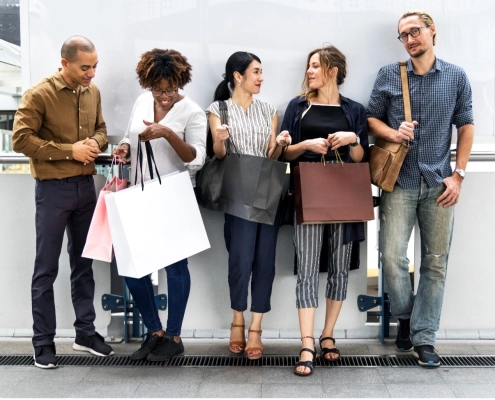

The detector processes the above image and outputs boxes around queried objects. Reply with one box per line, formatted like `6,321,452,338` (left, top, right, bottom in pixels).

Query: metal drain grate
1,354,495,368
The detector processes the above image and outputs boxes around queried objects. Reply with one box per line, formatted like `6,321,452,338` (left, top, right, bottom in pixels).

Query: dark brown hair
135,48,192,90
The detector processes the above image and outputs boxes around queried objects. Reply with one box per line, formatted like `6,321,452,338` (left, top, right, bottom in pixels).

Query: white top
206,98,276,157
120,93,207,186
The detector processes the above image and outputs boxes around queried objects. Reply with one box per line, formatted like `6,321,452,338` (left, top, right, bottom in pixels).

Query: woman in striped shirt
206,51,290,360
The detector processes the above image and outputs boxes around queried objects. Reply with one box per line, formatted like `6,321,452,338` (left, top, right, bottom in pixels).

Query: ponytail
213,79,231,101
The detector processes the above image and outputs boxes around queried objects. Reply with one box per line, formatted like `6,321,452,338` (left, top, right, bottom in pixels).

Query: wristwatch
454,168,465,179
350,134,360,147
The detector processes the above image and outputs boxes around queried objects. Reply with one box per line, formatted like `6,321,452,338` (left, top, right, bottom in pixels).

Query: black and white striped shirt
206,98,276,157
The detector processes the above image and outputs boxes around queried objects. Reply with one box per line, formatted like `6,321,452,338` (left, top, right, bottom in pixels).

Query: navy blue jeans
224,211,280,313
125,258,190,336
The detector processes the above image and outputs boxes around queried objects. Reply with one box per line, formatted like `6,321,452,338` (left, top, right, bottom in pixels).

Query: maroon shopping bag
294,161,374,225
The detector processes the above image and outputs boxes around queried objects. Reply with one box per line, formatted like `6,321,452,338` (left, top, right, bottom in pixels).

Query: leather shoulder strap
399,61,412,122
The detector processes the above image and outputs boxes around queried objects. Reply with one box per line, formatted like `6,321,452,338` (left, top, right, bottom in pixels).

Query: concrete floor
1,338,495,398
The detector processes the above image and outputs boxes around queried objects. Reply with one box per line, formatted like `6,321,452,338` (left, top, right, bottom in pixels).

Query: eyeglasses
150,87,178,96
397,26,428,43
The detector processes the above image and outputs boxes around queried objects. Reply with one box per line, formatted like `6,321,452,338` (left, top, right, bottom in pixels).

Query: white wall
21,0,494,144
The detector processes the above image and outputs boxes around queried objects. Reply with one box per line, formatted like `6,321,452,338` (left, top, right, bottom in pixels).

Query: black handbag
195,100,230,210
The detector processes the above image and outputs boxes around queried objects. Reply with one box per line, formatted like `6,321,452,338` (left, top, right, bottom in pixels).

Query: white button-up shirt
120,93,207,186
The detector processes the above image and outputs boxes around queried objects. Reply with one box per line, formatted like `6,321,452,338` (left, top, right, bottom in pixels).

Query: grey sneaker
395,318,413,352
33,344,58,369
413,345,441,367
73,331,115,357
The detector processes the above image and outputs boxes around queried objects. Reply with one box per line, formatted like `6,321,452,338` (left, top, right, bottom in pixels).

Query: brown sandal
229,324,246,354
245,329,263,360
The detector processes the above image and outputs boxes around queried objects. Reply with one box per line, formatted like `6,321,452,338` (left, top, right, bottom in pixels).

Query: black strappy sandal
294,336,317,377
319,336,340,362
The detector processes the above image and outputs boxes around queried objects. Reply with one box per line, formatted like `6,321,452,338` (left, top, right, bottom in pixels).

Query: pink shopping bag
82,190,113,262
82,158,128,262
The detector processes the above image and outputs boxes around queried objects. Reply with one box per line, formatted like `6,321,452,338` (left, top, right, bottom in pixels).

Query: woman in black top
281,45,369,376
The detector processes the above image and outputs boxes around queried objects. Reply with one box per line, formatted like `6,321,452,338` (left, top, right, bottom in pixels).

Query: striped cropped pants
295,223,352,308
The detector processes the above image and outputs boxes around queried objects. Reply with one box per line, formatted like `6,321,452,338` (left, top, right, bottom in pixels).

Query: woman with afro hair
112,48,206,361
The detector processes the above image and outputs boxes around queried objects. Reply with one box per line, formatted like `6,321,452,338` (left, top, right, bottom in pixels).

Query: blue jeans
125,258,190,336
379,178,454,346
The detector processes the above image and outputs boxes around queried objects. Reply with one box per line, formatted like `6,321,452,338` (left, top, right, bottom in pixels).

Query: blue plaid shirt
367,58,474,189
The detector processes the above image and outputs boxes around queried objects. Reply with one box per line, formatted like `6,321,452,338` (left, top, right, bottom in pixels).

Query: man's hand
85,137,100,150
73,138,100,164
112,143,130,164
394,121,418,143
437,174,463,208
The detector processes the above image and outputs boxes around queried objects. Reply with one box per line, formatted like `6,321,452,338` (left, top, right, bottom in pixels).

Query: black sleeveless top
299,104,350,163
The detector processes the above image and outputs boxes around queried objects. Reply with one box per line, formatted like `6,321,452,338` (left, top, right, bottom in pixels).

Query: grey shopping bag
219,153,287,225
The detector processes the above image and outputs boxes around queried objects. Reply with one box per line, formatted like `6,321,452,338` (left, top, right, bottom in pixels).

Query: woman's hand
328,131,357,150
276,130,292,147
214,124,231,142
304,138,330,155
112,143,130,164
139,120,171,142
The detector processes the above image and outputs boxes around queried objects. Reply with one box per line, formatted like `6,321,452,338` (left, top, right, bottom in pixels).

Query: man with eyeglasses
12,36,114,369
367,10,474,367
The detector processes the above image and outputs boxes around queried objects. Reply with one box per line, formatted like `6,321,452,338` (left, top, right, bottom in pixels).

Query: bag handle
399,61,412,123
134,135,162,191
105,156,117,185
218,100,240,156
319,150,344,167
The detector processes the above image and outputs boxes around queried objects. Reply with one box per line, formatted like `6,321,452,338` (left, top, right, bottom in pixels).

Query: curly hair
135,48,192,90
299,45,347,100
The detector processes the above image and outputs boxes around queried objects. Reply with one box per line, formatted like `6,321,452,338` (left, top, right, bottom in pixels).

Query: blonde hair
399,10,436,45
299,45,346,100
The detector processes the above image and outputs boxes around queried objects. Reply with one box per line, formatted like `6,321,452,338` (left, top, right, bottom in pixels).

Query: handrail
2,152,495,164
0,152,114,164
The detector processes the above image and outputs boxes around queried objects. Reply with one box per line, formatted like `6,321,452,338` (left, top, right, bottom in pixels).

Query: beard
408,45,428,58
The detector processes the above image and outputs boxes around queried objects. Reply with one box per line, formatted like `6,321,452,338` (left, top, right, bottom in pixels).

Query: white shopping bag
106,171,210,278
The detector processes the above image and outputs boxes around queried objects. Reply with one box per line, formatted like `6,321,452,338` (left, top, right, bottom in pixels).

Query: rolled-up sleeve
366,67,390,122
452,69,474,128
183,109,207,171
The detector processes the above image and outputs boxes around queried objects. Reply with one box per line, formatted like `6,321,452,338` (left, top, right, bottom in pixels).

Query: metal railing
1,151,495,165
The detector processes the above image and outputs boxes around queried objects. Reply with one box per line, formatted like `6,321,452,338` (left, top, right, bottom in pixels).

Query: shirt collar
53,69,91,92
406,57,442,73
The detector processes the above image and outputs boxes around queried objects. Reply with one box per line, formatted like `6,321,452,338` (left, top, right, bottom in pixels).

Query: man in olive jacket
12,35,114,369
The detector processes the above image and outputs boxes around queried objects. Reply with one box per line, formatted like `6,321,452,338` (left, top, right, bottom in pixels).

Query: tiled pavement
1,338,495,398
